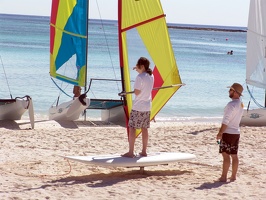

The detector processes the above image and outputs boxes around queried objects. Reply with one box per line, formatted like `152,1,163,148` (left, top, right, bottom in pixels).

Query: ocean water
0,14,257,122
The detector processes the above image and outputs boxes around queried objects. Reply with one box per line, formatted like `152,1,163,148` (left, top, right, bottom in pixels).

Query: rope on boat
94,0,120,93
0,55,13,98
51,78,72,98
246,85,266,109
15,95,32,109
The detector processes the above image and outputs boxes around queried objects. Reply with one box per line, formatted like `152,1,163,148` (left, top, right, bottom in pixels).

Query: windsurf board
62,152,196,168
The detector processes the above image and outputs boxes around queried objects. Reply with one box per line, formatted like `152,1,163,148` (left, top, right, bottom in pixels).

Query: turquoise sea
0,14,256,122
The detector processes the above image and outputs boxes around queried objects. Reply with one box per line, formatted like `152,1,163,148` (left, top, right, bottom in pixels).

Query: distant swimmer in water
227,50,233,55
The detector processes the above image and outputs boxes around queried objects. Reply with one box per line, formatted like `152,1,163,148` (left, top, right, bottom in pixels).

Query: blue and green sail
50,0,88,87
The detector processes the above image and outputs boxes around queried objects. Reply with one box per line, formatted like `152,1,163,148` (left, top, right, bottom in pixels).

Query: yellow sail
118,0,182,137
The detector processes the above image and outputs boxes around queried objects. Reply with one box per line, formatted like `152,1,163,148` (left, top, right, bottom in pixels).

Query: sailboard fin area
62,152,196,168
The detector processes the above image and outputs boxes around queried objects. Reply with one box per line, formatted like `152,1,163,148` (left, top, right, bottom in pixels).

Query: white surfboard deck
62,152,196,168
28,98,35,129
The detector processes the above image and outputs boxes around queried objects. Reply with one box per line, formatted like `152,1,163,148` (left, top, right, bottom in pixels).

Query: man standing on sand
216,83,244,182
122,57,154,158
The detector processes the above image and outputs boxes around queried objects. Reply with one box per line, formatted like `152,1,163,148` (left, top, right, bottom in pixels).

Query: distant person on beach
73,85,81,99
122,57,154,158
216,83,244,182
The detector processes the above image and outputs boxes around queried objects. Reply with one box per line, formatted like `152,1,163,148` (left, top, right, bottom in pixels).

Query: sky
0,0,250,27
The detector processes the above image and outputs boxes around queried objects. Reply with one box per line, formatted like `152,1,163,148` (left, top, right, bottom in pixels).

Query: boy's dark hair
137,57,152,75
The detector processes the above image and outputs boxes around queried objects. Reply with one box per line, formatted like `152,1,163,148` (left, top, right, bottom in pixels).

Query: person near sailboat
48,0,90,121
122,57,154,158
73,85,81,99
216,83,244,182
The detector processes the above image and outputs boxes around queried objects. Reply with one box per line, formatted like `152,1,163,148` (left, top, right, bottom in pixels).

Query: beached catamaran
241,0,266,126
0,56,34,128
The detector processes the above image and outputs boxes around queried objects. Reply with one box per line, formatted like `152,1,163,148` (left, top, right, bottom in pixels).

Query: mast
118,0,129,123
85,0,89,92
83,0,89,120
265,90,266,107
265,46,266,107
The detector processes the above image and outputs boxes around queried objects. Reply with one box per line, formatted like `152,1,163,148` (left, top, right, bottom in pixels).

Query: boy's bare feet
229,177,236,182
121,152,135,158
139,152,147,157
218,177,227,182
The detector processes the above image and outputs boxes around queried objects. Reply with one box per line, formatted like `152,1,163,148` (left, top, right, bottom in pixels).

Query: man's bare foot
121,152,135,158
139,152,147,157
229,177,236,182
218,177,227,182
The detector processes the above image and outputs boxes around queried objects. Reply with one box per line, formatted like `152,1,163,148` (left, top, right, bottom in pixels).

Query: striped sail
50,0,88,87
118,0,182,136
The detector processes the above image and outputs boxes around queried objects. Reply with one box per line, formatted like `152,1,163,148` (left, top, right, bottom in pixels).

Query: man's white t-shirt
132,72,154,112
222,99,244,134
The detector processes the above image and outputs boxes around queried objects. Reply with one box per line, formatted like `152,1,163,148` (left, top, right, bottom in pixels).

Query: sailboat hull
49,97,90,121
241,108,266,126
101,105,126,126
243,0,266,126
0,99,29,120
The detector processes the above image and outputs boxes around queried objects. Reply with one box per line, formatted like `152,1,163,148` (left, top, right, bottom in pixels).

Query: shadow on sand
49,169,194,188
1,169,194,194
0,120,21,129
195,180,230,190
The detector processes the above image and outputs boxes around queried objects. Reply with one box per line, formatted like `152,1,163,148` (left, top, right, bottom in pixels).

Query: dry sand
0,119,265,200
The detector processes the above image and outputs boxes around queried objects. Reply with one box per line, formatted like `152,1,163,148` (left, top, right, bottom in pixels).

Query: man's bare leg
230,154,239,181
219,152,230,182
122,127,136,158
140,128,148,156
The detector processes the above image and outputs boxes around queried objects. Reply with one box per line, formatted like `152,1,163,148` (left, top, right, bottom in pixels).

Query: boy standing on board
122,57,154,158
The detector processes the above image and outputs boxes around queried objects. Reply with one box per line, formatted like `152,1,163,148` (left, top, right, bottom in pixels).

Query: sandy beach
0,119,265,200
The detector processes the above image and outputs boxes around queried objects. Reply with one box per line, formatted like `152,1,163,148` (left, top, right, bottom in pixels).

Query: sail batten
50,23,87,39
121,14,166,32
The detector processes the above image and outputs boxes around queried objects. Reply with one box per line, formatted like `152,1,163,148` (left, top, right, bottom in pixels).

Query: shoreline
0,13,247,33
168,25,246,32
20,114,223,125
